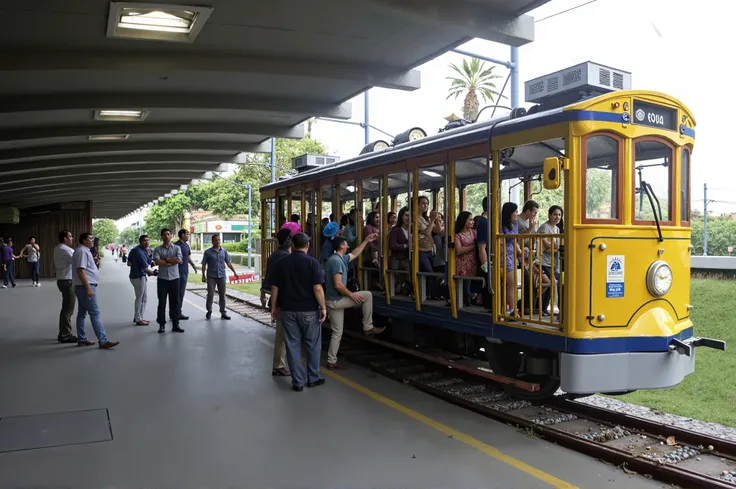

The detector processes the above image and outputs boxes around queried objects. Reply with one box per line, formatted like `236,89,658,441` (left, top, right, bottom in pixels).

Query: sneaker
1,285,6,289
307,378,325,388
36,283,41,287
58,335,78,344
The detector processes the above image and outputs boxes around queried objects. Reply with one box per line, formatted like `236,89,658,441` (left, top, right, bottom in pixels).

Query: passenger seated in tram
538,205,563,318
388,206,411,296
454,211,478,307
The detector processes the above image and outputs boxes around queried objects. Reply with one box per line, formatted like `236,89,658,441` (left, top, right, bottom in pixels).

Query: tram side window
634,139,672,222
681,149,690,223
585,135,619,220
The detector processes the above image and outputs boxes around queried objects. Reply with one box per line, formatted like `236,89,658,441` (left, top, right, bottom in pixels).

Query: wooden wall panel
0,201,92,279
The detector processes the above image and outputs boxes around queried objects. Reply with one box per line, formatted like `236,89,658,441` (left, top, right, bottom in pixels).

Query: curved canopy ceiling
0,0,547,219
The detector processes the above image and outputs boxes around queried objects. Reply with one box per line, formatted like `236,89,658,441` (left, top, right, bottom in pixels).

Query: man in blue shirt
174,229,198,320
271,233,326,391
201,235,239,320
128,234,155,325
1,237,19,288
324,233,384,371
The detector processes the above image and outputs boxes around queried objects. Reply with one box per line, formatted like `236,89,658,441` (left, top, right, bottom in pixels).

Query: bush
222,241,248,253
691,217,736,256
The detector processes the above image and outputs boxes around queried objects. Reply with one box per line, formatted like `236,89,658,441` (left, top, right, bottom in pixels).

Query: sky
117,0,735,228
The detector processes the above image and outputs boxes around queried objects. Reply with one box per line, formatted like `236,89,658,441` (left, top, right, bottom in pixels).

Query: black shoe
221,313,231,320
307,378,325,388
178,315,189,320
158,325,165,334
58,335,78,344
172,325,185,333
206,312,211,320
292,385,304,392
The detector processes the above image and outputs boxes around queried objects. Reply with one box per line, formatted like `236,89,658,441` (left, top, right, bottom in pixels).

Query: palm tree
446,58,503,121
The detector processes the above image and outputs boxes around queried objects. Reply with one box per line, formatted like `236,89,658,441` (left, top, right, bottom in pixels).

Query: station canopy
0,0,548,219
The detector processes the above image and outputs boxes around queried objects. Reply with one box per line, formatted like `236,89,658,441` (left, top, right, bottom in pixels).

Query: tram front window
633,139,673,223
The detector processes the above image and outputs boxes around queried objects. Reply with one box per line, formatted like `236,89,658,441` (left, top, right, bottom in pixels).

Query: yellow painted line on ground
184,297,208,312
321,368,578,489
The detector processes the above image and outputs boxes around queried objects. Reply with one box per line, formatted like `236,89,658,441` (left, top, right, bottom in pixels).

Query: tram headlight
646,260,673,297
359,140,390,155
393,127,427,145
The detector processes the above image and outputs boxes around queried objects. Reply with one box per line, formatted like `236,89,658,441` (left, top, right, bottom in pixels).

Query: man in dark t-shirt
271,233,327,391
476,196,491,309
261,228,293,377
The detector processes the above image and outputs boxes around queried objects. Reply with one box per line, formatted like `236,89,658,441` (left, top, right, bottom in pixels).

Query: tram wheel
485,342,560,401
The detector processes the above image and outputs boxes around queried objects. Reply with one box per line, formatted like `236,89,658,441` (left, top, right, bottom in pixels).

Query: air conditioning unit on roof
525,62,631,106
291,154,340,173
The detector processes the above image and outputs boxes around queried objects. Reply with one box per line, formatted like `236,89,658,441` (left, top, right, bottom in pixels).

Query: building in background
190,211,256,251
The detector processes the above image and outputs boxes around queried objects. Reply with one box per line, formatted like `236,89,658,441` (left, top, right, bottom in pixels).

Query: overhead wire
535,0,599,23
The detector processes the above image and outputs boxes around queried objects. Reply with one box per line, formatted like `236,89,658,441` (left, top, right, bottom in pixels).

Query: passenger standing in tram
174,229,198,321
539,206,563,318
475,197,491,308
454,211,477,307
363,211,380,267
417,196,443,300
21,237,41,287
388,207,411,295
271,233,326,391
387,211,397,228
324,234,385,371
517,200,539,247
320,221,339,264
53,230,77,343
501,202,527,316
432,213,447,300
261,227,294,377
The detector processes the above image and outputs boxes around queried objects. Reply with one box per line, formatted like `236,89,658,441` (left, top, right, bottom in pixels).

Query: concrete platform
0,256,670,489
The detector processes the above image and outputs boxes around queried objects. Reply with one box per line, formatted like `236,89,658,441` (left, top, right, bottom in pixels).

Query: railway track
202,290,736,489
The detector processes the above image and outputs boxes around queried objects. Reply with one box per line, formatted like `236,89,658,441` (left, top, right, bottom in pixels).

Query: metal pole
703,183,708,256
364,90,370,145
510,46,519,109
248,184,252,269
270,137,276,183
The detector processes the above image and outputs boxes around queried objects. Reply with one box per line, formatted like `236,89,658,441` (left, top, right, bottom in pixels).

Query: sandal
272,367,291,376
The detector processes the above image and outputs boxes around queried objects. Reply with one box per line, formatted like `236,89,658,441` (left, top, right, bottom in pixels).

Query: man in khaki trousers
324,234,385,370
261,228,295,376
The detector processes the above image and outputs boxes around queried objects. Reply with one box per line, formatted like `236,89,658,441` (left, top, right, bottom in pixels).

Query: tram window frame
681,146,691,226
632,137,675,226
581,132,623,225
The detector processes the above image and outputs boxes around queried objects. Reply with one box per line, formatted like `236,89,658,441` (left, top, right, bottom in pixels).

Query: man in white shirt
53,230,77,343
73,232,119,349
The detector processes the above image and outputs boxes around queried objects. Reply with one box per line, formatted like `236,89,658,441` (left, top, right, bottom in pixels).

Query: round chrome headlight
646,260,673,297
408,128,427,141
372,140,390,151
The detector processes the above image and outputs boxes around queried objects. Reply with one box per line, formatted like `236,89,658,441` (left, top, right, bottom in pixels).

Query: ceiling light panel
107,3,213,43
88,134,130,141
94,109,149,121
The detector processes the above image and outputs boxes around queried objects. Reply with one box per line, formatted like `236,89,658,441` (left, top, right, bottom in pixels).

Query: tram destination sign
632,100,677,131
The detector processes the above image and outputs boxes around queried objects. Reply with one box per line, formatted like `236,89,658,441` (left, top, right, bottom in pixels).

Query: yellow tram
260,62,725,399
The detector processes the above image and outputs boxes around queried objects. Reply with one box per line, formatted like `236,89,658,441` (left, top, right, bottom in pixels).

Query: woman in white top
538,205,563,317
21,236,41,287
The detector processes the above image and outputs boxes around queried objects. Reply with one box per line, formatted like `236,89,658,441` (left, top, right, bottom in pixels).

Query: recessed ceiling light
107,3,213,43
88,134,130,141
94,109,149,121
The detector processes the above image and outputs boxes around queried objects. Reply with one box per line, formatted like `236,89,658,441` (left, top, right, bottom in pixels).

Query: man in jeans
201,235,239,320
174,229,197,320
1,237,19,288
152,228,184,334
324,234,385,370
72,232,119,349
128,234,155,325
271,233,326,391
53,230,77,343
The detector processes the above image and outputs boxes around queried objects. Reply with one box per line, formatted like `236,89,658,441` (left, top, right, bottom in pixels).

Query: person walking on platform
261,227,294,377
128,234,155,326
21,237,41,286
201,235,239,320
324,234,385,371
53,230,77,343
153,228,184,334
271,233,326,391
72,232,119,349
174,229,197,320
1,237,19,288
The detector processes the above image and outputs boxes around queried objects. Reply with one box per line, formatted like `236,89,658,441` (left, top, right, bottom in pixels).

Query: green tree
691,217,736,256
118,226,139,245
446,58,503,120
142,185,210,236
92,219,118,246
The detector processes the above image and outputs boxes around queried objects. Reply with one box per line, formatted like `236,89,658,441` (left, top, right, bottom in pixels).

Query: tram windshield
634,139,672,223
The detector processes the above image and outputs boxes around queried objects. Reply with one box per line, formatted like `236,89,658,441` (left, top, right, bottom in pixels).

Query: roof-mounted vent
525,62,631,109
291,154,340,173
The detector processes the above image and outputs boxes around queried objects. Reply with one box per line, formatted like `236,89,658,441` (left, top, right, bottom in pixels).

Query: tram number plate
632,100,677,130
